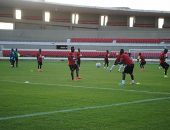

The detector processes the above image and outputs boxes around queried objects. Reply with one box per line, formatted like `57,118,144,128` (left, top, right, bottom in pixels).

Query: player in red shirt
160,49,169,78
119,49,135,85
68,46,80,80
37,49,44,72
104,50,110,69
110,49,135,85
76,48,82,68
137,53,146,71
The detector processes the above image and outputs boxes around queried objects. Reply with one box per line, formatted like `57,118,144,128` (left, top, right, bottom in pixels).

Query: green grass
0,60,170,130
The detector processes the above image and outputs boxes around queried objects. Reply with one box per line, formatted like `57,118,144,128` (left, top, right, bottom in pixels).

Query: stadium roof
1,0,170,17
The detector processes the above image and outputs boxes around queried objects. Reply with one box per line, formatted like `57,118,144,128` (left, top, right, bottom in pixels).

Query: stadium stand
2,49,170,59
70,38,170,43
134,23,155,28
0,13,13,18
2,49,116,58
52,18,70,23
79,20,99,25
107,22,127,26
23,16,42,20
71,38,114,43
115,38,170,43
0,1,170,61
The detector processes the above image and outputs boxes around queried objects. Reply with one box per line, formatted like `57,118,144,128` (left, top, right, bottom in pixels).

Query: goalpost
129,48,170,63
129,49,163,58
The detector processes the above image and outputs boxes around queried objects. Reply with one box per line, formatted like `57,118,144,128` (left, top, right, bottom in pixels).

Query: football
96,62,101,68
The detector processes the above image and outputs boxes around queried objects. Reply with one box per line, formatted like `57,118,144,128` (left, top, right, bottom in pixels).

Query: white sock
122,80,125,84
118,65,123,72
110,64,115,70
132,80,135,83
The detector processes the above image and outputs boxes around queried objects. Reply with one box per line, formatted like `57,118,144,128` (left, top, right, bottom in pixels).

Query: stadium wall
1,6,170,41
0,28,170,41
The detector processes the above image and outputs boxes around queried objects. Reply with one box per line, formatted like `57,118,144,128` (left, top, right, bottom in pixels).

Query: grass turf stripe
0,96,170,121
1,80,170,95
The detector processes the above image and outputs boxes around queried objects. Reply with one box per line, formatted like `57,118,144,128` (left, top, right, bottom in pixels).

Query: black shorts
160,62,169,69
15,58,18,62
10,59,15,64
69,64,78,71
140,61,146,66
77,60,81,67
38,61,42,66
123,64,134,74
105,58,109,63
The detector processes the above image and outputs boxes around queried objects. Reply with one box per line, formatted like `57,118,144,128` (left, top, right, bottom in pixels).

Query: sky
43,0,170,11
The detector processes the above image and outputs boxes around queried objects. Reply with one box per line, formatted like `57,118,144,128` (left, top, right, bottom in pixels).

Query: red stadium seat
134,23,155,28
2,50,115,58
71,38,170,43
23,16,42,20
0,13,13,18
79,20,99,25
71,38,114,43
52,18,70,23
3,49,169,59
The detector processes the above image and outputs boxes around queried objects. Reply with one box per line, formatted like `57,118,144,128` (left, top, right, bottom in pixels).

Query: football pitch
0,60,170,130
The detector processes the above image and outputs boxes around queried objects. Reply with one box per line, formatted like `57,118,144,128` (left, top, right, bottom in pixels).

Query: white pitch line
0,96,170,121
58,83,170,95
1,80,170,95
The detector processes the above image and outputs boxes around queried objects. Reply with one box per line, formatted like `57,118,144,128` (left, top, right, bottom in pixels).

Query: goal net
129,48,170,63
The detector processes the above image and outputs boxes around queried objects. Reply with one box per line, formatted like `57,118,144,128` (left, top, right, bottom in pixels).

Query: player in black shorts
68,46,80,80
119,49,135,85
104,50,110,69
37,49,44,72
160,49,169,78
137,53,146,71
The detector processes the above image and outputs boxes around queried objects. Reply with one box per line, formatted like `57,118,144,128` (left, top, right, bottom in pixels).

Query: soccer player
37,49,43,72
14,48,19,67
160,48,169,78
9,48,15,68
68,46,80,80
77,48,82,68
104,50,110,69
137,52,146,71
119,49,135,85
